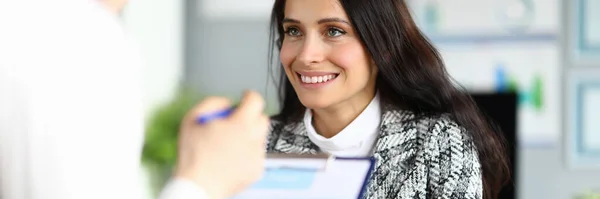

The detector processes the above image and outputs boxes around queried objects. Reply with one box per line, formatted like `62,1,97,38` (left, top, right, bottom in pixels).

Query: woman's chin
298,97,334,110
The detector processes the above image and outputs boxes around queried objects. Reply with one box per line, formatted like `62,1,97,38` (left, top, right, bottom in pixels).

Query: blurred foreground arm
0,1,268,198
0,1,147,199
158,91,270,199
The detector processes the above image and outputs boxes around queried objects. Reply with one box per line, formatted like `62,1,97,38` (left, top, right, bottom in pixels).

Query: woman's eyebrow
282,17,300,24
282,17,350,25
317,17,350,25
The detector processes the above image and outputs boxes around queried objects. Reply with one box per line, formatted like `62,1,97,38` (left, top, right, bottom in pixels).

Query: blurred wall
122,0,185,118
183,0,279,114
121,0,185,198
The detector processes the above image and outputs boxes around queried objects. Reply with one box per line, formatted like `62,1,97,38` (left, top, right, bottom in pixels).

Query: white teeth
300,74,337,84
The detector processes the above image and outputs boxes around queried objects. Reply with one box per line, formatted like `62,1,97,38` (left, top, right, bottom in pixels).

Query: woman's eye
326,27,346,37
285,27,302,37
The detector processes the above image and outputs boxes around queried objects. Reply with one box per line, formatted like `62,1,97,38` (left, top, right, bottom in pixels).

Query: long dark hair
267,0,510,198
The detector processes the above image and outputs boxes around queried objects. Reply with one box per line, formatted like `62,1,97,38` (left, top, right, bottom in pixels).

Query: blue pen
196,106,237,124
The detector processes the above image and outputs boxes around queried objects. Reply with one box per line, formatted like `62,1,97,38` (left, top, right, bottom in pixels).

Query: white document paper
231,154,374,199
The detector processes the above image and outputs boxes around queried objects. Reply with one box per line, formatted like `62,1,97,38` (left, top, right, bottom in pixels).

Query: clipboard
231,153,376,199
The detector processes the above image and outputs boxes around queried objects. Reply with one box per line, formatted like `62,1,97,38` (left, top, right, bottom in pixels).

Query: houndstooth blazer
266,104,483,199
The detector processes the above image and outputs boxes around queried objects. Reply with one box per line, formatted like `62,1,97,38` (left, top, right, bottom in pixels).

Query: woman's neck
311,92,377,138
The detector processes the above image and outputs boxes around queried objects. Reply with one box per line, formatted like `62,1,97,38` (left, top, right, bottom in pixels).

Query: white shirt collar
304,92,381,157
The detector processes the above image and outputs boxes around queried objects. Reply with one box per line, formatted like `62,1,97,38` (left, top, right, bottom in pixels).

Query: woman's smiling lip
295,71,339,76
295,71,340,89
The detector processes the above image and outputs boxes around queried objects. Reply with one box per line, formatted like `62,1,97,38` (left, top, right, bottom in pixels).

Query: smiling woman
277,0,377,139
266,0,511,199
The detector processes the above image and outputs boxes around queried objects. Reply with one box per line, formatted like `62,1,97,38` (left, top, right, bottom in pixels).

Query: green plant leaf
142,89,201,166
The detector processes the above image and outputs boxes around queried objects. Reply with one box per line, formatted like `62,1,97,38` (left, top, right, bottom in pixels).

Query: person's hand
174,90,270,199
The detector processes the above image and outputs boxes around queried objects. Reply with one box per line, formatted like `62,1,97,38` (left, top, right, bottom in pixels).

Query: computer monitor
470,92,518,199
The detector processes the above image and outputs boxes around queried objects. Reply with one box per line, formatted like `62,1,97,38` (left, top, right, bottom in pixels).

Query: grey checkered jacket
266,104,483,199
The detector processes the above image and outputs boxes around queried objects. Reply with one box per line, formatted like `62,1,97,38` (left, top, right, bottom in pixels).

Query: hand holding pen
172,90,270,199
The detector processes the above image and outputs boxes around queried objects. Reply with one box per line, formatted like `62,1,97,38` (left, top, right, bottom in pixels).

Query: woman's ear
370,59,378,76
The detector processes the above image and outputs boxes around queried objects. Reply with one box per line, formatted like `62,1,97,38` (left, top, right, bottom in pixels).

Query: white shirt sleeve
0,1,145,199
158,179,210,199
1,1,214,199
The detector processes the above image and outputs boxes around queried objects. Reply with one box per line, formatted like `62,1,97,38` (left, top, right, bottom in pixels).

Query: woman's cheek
328,43,370,70
279,42,298,68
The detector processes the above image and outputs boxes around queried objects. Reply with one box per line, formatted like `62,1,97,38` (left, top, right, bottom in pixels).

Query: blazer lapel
372,106,415,155
271,122,320,154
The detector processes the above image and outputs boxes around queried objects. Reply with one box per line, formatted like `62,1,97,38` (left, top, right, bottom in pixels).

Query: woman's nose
296,36,326,66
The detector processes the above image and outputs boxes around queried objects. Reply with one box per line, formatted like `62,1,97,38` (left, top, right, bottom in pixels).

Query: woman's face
280,0,377,111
